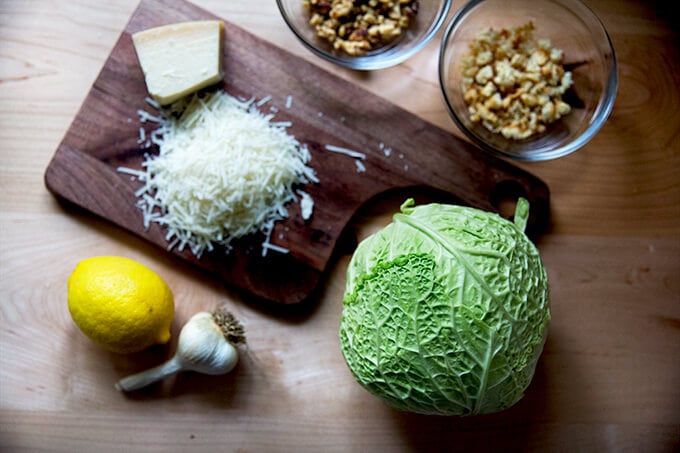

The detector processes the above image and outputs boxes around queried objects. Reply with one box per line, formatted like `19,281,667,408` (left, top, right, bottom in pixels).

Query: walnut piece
303,0,419,56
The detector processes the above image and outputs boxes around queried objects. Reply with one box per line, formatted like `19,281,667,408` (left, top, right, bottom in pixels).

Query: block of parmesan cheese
132,20,224,106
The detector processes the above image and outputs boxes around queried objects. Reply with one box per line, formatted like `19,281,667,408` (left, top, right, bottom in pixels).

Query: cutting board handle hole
490,180,528,219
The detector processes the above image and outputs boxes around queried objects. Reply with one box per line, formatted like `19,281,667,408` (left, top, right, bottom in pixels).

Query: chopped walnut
460,22,573,140
303,0,419,56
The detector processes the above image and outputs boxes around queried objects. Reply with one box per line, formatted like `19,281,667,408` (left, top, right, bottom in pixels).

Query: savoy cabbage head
339,198,549,415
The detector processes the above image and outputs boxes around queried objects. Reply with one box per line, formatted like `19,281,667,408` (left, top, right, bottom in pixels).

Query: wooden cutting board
44,0,550,305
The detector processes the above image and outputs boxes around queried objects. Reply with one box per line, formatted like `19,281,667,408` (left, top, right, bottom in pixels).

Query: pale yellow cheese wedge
132,20,224,106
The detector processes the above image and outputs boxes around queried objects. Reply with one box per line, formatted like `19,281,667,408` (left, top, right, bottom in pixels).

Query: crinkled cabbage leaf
340,198,549,415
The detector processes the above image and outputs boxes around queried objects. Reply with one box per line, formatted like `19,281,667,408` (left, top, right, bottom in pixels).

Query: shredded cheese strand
120,90,317,258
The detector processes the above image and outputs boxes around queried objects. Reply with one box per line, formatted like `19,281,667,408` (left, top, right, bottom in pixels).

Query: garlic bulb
115,308,245,392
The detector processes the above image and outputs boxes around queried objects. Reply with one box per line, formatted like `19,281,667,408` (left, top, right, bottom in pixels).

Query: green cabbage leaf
340,198,549,415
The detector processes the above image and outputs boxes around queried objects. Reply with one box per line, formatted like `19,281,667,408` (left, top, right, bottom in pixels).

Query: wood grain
44,0,549,304
1,0,678,452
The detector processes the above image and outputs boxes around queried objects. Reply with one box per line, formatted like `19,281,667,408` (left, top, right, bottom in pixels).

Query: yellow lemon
67,256,174,354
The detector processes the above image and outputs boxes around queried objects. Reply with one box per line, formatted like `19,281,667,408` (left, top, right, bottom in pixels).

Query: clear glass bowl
277,0,452,71
439,0,617,161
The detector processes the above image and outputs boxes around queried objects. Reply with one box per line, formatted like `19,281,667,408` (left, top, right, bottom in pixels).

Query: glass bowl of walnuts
277,0,452,70
439,0,617,161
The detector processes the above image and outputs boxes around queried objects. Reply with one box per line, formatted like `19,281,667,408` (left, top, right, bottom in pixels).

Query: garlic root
115,307,245,392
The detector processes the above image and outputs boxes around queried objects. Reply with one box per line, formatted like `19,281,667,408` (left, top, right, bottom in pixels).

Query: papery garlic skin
115,310,242,392
178,312,238,375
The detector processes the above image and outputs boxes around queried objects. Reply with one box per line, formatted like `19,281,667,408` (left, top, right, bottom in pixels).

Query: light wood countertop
1,0,678,451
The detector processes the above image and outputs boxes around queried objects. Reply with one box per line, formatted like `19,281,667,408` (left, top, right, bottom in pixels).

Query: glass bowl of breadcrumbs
277,0,452,70
439,0,617,161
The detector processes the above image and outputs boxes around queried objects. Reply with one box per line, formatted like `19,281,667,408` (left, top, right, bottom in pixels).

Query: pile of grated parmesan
119,91,317,258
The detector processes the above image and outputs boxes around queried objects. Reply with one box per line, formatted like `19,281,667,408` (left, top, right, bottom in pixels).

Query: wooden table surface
1,0,678,451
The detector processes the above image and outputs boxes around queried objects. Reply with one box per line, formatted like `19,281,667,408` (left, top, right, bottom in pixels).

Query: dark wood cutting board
44,0,550,305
